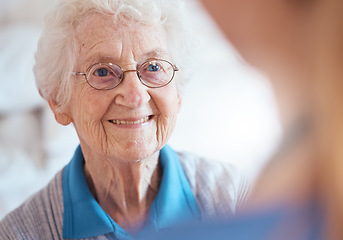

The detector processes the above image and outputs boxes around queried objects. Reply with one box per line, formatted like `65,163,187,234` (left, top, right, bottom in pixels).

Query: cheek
69,87,111,138
152,85,180,145
72,89,104,120
155,84,180,117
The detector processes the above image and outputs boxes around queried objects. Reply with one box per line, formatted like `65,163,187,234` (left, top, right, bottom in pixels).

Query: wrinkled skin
63,14,181,162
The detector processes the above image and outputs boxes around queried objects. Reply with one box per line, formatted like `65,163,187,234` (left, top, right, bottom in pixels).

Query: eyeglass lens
86,59,175,90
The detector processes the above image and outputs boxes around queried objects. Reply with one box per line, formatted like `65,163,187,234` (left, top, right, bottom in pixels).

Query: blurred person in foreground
0,0,249,239
155,0,343,239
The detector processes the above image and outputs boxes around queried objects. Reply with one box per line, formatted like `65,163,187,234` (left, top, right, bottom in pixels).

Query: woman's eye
148,64,161,72
95,68,109,77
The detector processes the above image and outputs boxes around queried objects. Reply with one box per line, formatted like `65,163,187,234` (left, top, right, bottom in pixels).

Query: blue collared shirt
62,145,201,239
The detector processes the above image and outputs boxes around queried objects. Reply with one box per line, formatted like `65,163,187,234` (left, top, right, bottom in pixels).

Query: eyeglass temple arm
72,72,86,76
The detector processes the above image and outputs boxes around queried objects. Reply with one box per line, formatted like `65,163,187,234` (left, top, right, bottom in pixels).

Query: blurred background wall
0,0,281,219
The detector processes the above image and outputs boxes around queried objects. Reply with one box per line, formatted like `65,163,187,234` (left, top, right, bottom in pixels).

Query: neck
83,150,161,234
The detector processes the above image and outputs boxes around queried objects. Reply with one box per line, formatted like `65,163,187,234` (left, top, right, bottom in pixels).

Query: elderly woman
0,0,247,239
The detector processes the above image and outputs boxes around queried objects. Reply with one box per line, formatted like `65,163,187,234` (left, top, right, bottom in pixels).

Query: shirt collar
62,145,201,239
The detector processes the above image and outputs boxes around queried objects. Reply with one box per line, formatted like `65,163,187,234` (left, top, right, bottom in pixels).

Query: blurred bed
0,0,281,219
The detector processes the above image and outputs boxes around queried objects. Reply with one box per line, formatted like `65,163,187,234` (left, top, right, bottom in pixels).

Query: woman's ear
47,99,72,126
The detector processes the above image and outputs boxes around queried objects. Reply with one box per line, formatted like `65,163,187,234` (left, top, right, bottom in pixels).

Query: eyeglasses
72,58,179,90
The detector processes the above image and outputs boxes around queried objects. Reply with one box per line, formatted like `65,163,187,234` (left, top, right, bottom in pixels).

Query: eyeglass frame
72,58,180,90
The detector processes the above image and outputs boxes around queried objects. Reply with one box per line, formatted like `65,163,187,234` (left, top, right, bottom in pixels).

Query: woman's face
56,14,181,162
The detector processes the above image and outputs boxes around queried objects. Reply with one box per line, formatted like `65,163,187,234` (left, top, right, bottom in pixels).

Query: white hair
34,0,194,111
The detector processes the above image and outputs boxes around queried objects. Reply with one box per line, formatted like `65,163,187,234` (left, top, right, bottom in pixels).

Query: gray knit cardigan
0,151,249,240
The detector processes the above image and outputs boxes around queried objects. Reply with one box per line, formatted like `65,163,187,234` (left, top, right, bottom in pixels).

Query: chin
114,142,159,162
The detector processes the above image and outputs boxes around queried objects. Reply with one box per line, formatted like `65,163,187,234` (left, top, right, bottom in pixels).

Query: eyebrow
142,49,167,58
86,55,117,65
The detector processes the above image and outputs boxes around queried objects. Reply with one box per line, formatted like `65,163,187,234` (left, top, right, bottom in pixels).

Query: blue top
154,201,323,240
62,145,201,239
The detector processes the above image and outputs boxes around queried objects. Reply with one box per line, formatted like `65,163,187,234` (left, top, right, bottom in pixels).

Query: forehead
75,13,169,65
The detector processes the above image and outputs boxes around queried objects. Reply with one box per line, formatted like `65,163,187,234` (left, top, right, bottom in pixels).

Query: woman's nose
114,71,151,108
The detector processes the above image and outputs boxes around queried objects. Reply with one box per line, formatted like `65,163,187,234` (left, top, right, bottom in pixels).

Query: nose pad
119,73,124,80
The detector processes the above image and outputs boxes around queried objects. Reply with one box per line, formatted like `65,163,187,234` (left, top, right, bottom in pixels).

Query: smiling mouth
108,115,153,125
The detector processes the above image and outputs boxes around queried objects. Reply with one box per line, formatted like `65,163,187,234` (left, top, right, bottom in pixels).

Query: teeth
110,116,151,125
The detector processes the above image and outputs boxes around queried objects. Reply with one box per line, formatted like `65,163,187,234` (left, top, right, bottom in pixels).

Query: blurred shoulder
177,151,250,219
0,170,64,239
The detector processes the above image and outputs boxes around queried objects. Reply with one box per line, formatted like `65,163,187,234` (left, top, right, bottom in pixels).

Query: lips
108,115,153,125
